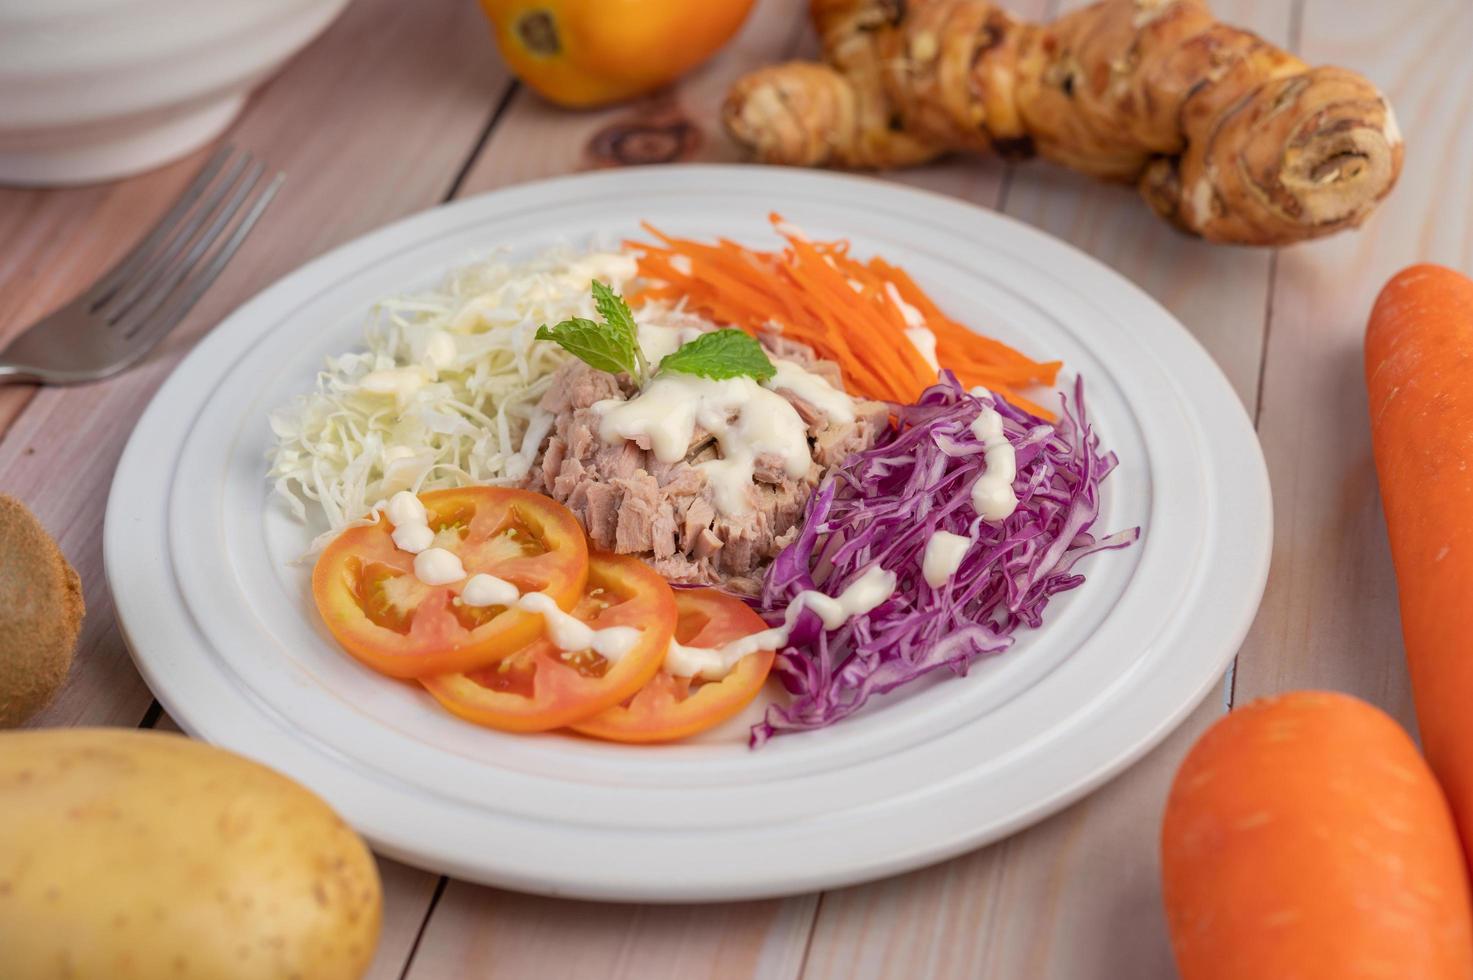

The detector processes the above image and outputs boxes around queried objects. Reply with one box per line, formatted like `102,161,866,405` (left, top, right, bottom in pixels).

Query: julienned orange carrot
1366,263,1473,867
627,215,1060,418
1162,692,1473,980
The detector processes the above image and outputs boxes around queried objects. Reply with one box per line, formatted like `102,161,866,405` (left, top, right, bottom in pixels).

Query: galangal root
723,0,1403,246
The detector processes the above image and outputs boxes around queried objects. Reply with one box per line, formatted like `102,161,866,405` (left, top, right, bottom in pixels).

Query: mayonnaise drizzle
884,281,940,373
637,321,706,367
922,531,972,587
595,373,813,516
560,251,639,290
766,359,855,423
386,490,436,555
414,548,465,585
663,566,897,680
970,404,1019,521
359,366,428,402
432,563,644,661
384,493,637,661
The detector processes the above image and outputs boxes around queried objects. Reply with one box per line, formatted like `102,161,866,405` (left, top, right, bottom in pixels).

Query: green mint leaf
590,279,648,381
536,317,642,379
660,329,777,382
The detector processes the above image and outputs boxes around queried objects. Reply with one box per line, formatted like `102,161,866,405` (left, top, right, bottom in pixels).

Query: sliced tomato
312,487,588,678
420,552,676,732
572,588,776,744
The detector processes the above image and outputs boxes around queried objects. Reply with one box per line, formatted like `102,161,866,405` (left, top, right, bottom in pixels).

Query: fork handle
0,363,41,385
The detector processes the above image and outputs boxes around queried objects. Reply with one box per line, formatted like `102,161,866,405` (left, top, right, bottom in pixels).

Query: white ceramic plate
105,165,1270,902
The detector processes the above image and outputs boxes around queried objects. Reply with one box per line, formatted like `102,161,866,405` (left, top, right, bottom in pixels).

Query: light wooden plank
1231,1,1473,723
402,3,835,977
800,1,1286,976
408,891,819,980
456,0,811,196
3,0,510,731
0,158,212,435
803,700,1219,980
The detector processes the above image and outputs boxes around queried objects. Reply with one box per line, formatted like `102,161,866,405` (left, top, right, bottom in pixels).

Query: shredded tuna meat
523,337,887,594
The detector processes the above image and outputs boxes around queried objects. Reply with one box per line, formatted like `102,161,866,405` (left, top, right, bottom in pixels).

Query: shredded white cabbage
267,246,639,538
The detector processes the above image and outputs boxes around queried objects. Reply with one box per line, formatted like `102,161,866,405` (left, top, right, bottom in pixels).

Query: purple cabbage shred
752,372,1139,746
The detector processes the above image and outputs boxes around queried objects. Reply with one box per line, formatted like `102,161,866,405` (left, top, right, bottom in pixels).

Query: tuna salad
525,333,887,594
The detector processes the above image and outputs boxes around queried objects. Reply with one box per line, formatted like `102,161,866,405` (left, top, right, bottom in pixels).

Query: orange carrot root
1163,691,1473,980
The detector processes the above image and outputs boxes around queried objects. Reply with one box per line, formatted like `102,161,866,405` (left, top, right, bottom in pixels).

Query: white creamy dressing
456,574,643,661
447,250,638,333
970,405,1019,521
597,315,862,517
381,492,645,661
359,366,428,402
560,251,639,290
517,591,643,661
392,523,435,553
884,281,940,373
384,483,893,680
595,373,814,516
766,359,855,423
663,566,897,680
460,572,519,607
637,321,707,367
922,530,972,588
385,491,434,553
423,330,457,370
357,328,459,401
414,548,466,585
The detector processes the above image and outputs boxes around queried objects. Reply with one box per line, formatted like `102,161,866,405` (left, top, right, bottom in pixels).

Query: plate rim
104,163,1271,901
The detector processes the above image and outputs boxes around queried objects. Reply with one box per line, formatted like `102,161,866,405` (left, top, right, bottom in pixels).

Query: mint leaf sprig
537,280,776,387
660,328,775,382
536,280,648,385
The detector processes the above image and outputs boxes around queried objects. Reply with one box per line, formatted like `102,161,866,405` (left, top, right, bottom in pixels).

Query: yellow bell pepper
479,0,756,108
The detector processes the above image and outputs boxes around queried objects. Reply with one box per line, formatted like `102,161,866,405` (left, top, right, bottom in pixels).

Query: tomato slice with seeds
312,487,588,678
572,588,776,744
420,552,676,732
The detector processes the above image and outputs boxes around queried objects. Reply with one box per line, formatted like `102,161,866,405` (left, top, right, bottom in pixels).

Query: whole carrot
1162,692,1473,980
1366,263,1473,860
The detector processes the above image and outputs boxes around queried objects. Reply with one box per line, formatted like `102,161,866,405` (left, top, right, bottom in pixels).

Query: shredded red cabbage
753,372,1139,745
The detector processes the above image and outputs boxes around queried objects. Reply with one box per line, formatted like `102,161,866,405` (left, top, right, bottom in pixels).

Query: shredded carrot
625,214,1061,418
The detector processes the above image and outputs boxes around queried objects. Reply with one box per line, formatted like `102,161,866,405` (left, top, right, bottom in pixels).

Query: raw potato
1162,692,1473,980
0,494,84,727
0,729,382,979
724,0,1404,246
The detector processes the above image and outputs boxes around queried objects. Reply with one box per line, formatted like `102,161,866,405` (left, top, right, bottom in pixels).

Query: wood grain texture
408,891,819,980
0,0,509,731
0,157,211,434
800,1,1287,975
401,4,828,976
802,698,1221,980
457,0,811,196
1230,0,1473,723
4,0,1460,976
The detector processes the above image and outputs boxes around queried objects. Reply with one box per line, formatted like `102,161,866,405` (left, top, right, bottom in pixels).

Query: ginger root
723,0,1403,246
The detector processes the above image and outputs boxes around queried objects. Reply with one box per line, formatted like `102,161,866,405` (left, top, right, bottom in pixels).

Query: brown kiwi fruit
0,494,84,726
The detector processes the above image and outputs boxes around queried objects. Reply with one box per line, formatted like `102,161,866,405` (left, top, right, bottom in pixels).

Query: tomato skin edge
571,587,776,743
311,487,589,679
570,648,775,744
419,552,677,732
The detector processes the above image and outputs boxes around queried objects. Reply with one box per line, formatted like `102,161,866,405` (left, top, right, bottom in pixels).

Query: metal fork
0,145,284,385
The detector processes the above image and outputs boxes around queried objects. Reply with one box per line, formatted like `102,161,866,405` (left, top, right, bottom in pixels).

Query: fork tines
91,144,284,344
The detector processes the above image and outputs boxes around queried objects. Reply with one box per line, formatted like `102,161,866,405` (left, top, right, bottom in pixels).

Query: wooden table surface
4,0,1470,976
